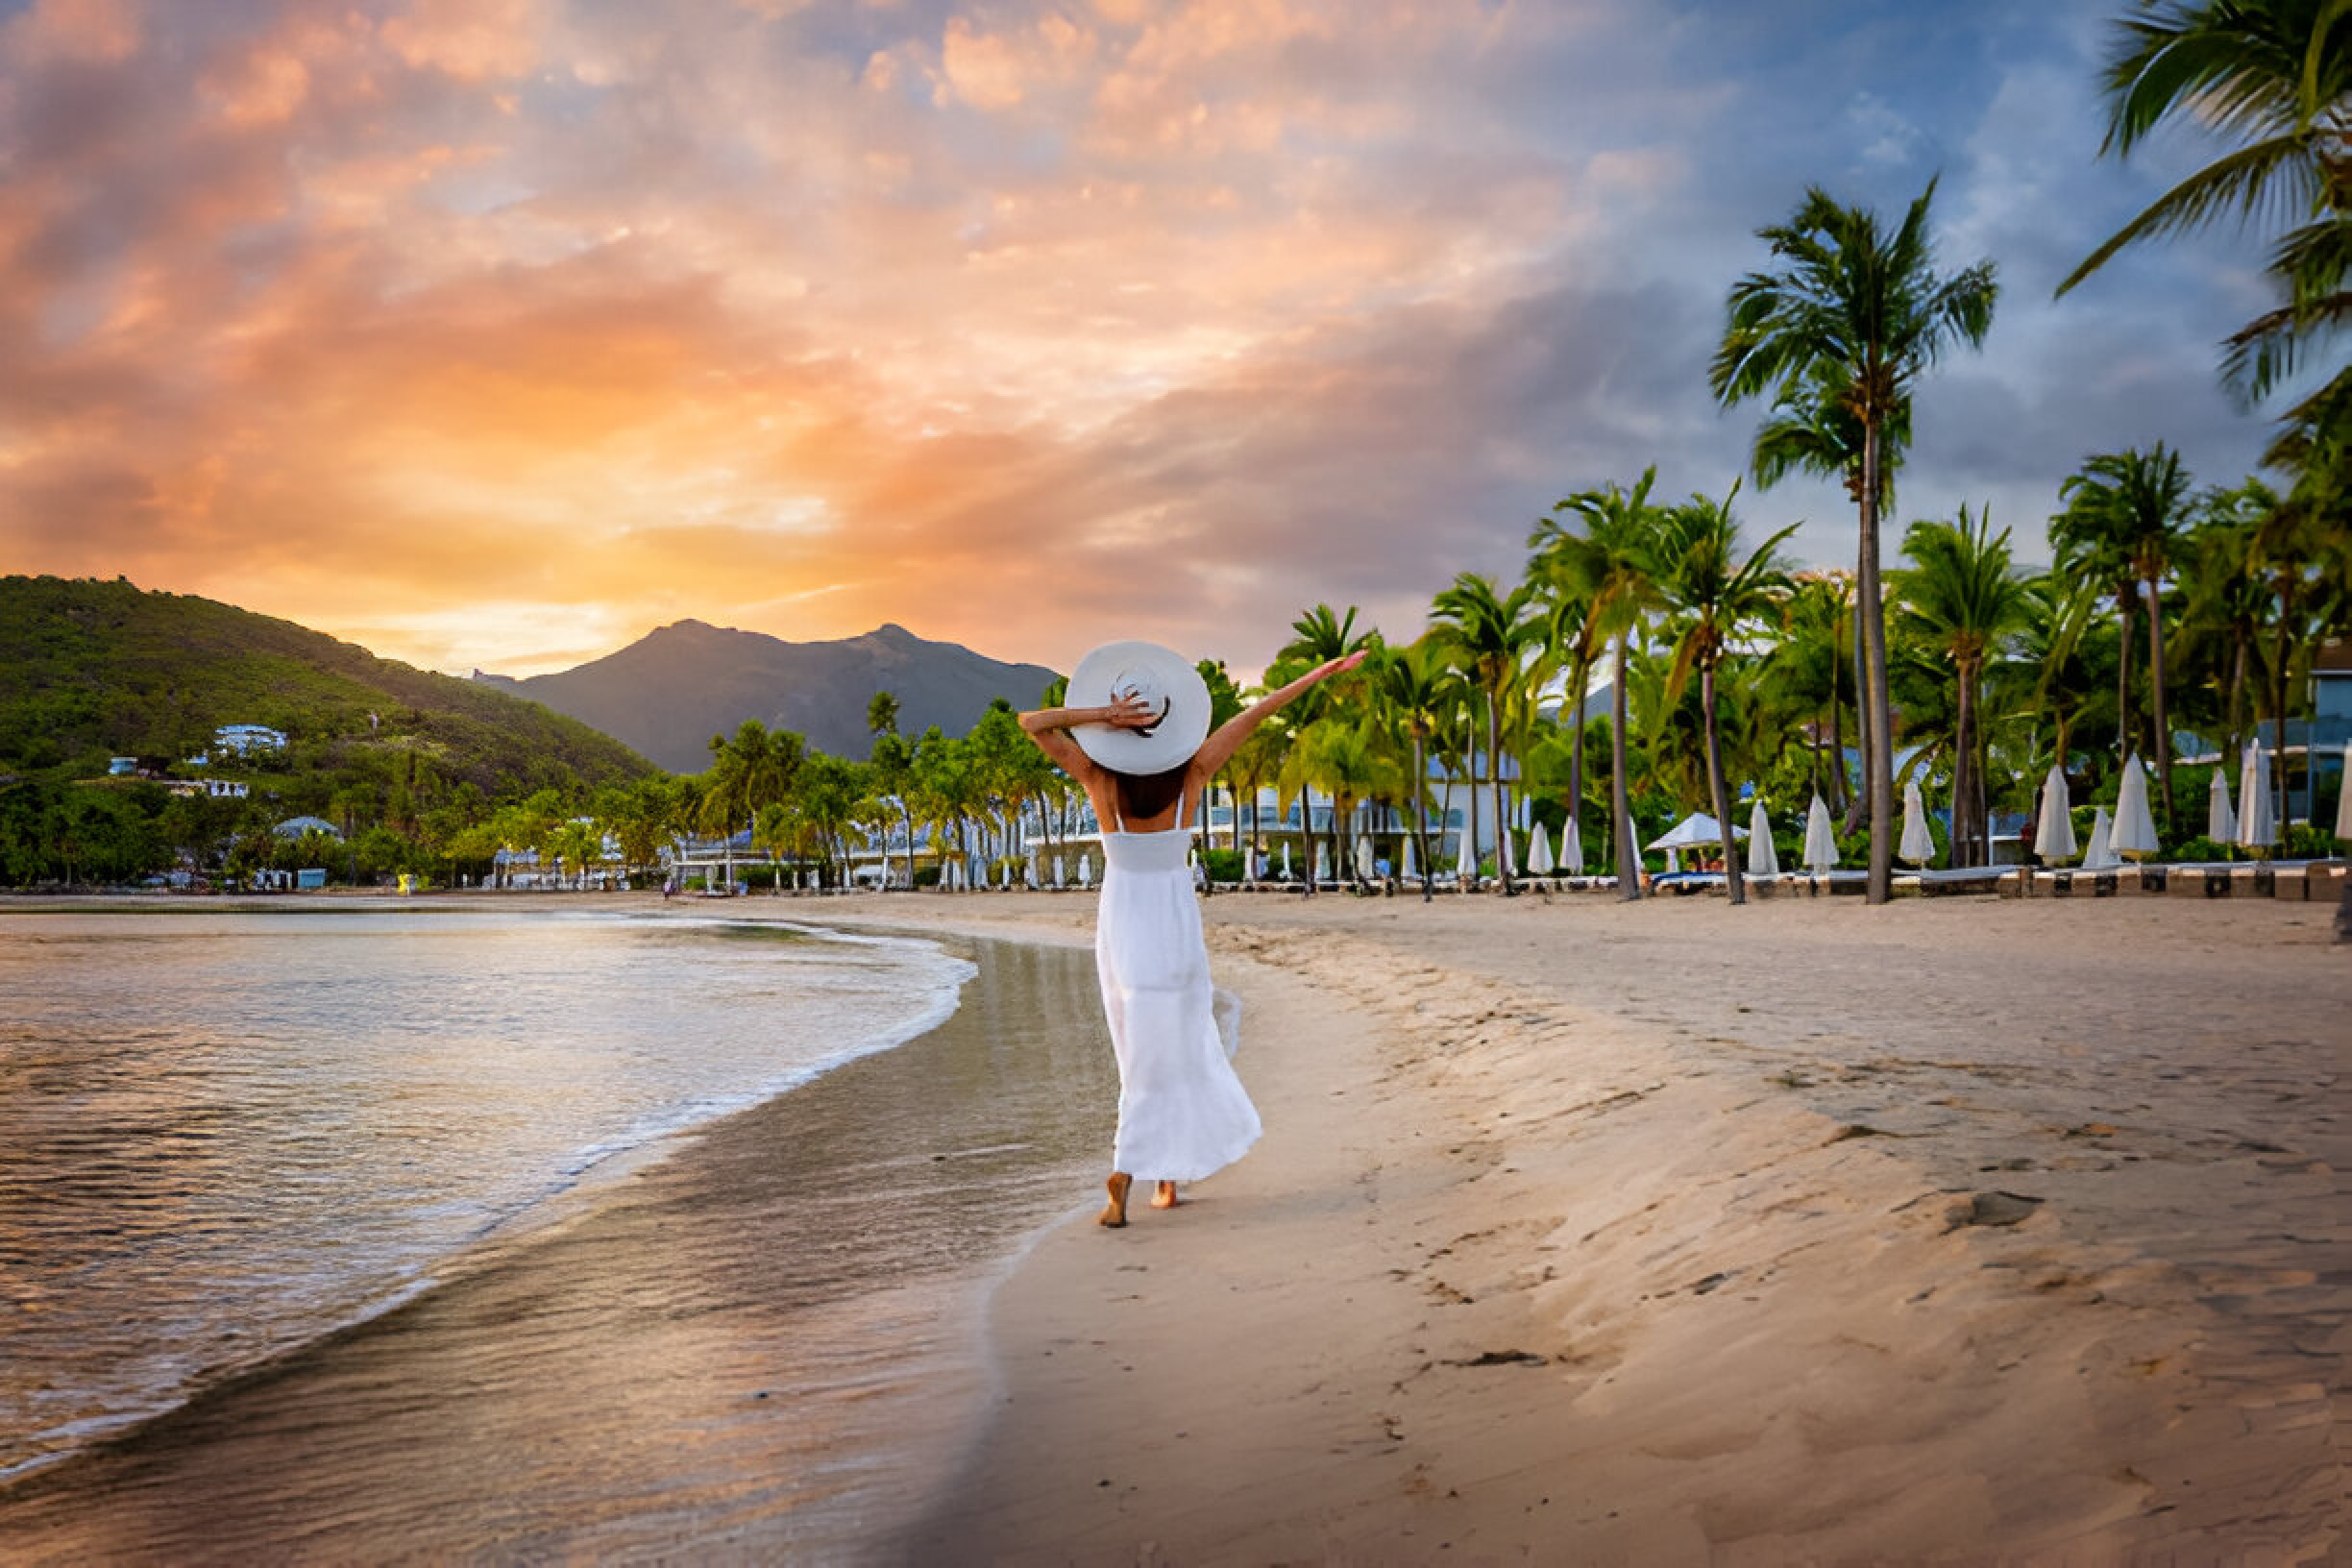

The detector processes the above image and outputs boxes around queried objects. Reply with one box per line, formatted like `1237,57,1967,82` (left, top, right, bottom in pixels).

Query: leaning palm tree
1895,507,2031,867
2058,1,2351,410
1652,484,1797,904
1711,180,1999,903
1547,469,1671,900
1430,573,1542,894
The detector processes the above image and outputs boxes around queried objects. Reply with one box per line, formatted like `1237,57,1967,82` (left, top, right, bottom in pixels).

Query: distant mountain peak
486,619,1059,771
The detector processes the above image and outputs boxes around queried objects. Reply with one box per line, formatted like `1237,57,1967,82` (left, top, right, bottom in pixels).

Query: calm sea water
0,902,1123,1562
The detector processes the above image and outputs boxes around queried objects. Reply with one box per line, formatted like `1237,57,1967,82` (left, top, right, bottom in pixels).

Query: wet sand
0,934,1116,1564
7,889,2344,1562
799,889,2350,1565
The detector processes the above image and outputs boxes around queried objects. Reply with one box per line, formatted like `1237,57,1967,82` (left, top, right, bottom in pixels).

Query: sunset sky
0,0,2282,679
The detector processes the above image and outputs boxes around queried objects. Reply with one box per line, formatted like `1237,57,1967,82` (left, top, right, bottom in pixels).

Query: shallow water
0,904,1118,1561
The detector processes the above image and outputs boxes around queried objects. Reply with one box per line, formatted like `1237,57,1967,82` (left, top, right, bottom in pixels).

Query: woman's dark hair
1115,762,1191,824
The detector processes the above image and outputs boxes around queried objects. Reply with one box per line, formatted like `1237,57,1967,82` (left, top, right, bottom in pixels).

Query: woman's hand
1315,649,1370,680
1101,692,1162,730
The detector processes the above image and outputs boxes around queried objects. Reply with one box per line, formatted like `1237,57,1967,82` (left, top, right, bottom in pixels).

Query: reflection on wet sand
0,937,1115,1563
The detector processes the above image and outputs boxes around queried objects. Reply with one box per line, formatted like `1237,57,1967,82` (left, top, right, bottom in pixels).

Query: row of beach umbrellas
921,740,2345,889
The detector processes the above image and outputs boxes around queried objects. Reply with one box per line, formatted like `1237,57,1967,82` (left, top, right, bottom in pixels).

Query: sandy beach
787,887,2352,1566
3,888,2341,1563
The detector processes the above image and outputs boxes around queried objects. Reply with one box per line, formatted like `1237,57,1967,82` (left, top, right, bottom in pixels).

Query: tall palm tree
1652,484,1797,904
2052,446,2193,822
2180,479,2285,765
1376,639,1459,901
1747,362,1911,817
1527,511,1614,866
700,721,803,885
1780,572,1857,820
1895,507,2030,867
1547,469,1670,900
1712,179,1999,902
1431,573,1541,894
2059,1,2351,409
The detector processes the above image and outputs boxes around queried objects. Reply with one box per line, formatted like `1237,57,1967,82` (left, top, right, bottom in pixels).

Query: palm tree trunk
2114,584,2135,762
2273,586,2294,832
1952,663,1976,868
1826,608,1847,819
1612,631,1640,902
1859,423,1895,904
2144,576,2173,829
1412,734,1433,902
1846,591,1870,835
1703,665,1744,905
1567,647,1590,850
1463,746,1481,891
1488,690,1512,894
2225,629,2248,768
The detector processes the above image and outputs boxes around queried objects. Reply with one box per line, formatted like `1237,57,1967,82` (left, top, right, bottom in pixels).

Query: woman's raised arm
1189,649,1367,781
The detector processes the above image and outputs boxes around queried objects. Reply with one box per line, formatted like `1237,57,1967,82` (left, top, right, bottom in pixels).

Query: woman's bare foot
1098,1172,1132,1228
1150,1181,1180,1210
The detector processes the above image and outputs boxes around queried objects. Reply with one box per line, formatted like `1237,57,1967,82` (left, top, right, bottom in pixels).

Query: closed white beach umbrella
1899,778,1937,866
2207,766,2237,844
1746,799,1779,877
1645,813,1742,852
1500,826,1517,879
1053,857,1066,889
2112,754,2160,860
1400,835,1418,880
2082,807,2121,870
2237,743,2277,849
2034,764,2077,863
1559,816,1584,876
1355,833,1376,879
1279,841,1292,880
1077,854,1091,888
1802,794,1837,873
2336,741,2352,844
1455,824,1478,883
1527,821,1556,875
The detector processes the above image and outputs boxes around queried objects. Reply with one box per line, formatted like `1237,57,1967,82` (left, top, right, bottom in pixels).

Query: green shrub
1203,847,1243,883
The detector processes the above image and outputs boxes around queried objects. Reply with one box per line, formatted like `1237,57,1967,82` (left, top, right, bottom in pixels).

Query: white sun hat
1067,640,1212,775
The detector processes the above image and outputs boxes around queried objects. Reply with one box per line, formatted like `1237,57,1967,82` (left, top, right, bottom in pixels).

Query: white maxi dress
1095,816,1259,1182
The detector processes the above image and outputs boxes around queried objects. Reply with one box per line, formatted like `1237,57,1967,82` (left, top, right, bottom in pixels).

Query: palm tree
2180,479,2285,765
1780,572,1857,820
1547,469,1670,900
2058,1,2351,410
1527,513,1617,868
2051,446,2193,822
1375,639,1459,901
1652,484,1797,904
1745,361,1911,817
1431,573,1541,894
1895,507,2030,867
1712,179,1999,903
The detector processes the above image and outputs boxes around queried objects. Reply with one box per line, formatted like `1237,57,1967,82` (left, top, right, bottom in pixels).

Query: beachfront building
213,723,287,757
273,815,341,840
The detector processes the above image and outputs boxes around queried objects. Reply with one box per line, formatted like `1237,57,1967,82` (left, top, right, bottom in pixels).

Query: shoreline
797,890,2349,1563
0,919,1118,1563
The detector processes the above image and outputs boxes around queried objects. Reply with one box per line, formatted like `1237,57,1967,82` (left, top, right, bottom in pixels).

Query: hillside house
214,724,286,756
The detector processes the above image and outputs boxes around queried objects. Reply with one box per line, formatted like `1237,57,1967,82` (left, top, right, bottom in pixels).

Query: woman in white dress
1021,643,1365,1227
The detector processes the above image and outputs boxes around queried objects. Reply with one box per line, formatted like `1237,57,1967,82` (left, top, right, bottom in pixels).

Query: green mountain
0,576,657,796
